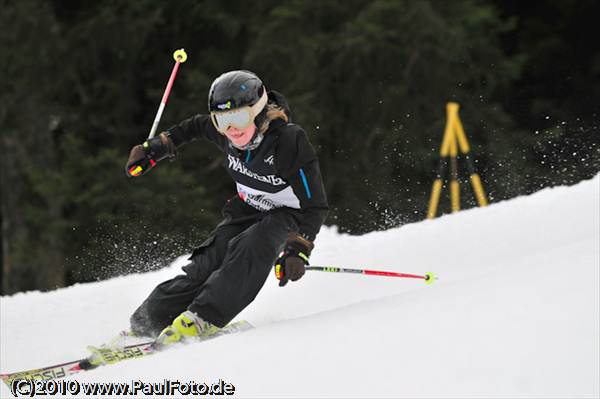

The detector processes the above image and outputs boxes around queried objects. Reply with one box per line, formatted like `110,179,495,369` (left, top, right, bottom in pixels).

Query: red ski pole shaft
148,49,188,139
305,266,436,284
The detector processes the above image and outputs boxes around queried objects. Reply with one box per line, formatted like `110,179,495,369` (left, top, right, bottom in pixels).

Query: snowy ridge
1,175,598,397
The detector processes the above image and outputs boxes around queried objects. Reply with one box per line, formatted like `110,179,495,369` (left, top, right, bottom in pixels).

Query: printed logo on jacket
236,183,300,211
227,154,285,186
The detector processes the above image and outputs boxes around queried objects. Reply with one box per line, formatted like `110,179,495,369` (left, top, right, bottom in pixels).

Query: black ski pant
130,208,298,337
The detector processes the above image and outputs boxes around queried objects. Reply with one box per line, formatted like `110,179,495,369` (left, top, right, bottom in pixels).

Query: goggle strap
251,88,268,115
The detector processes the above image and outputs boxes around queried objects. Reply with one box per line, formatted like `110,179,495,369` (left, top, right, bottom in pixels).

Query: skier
125,70,328,347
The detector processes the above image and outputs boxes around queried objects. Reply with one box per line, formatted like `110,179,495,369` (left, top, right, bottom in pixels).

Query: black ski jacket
166,91,328,241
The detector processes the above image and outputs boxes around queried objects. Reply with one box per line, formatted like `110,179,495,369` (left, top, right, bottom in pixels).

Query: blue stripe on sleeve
299,168,312,199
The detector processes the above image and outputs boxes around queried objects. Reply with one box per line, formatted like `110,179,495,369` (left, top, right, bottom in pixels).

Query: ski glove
274,232,314,287
125,132,176,177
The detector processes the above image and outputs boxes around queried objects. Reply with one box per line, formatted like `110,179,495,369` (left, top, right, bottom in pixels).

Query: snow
1,175,599,398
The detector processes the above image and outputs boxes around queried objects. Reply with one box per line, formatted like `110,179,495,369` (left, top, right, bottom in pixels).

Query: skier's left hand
274,233,314,287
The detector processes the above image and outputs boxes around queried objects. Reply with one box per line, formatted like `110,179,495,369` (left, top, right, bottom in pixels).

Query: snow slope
1,175,599,398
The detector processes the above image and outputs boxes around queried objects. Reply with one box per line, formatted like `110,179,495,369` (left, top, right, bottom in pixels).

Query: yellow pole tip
424,272,437,285
173,49,188,63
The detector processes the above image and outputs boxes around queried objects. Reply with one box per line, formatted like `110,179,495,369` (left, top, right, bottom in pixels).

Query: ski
0,320,252,388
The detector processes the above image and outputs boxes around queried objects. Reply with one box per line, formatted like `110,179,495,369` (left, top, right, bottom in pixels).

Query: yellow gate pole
426,102,489,219
447,103,460,212
451,105,488,207
426,103,454,219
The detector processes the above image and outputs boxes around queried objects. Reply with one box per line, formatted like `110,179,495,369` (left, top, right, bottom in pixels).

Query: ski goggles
210,89,268,134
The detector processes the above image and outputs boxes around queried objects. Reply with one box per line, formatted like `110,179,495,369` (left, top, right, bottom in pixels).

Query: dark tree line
1,0,598,294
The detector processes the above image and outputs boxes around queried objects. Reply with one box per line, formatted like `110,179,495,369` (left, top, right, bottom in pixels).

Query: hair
257,103,288,134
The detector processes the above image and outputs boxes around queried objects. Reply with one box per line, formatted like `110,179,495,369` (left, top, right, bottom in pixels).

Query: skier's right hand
125,132,176,177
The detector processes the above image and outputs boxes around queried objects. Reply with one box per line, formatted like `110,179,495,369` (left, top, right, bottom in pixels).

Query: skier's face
225,123,256,148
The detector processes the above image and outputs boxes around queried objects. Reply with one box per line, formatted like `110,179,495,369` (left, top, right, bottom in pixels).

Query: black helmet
208,70,266,113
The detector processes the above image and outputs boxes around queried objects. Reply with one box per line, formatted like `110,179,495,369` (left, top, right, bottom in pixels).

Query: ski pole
148,48,188,139
305,266,437,284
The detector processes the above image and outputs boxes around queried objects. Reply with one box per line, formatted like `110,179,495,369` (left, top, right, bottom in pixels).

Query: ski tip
0,375,12,389
424,272,437,285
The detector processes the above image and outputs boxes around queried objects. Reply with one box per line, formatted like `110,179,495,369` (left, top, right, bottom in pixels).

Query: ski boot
153,311,219,349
